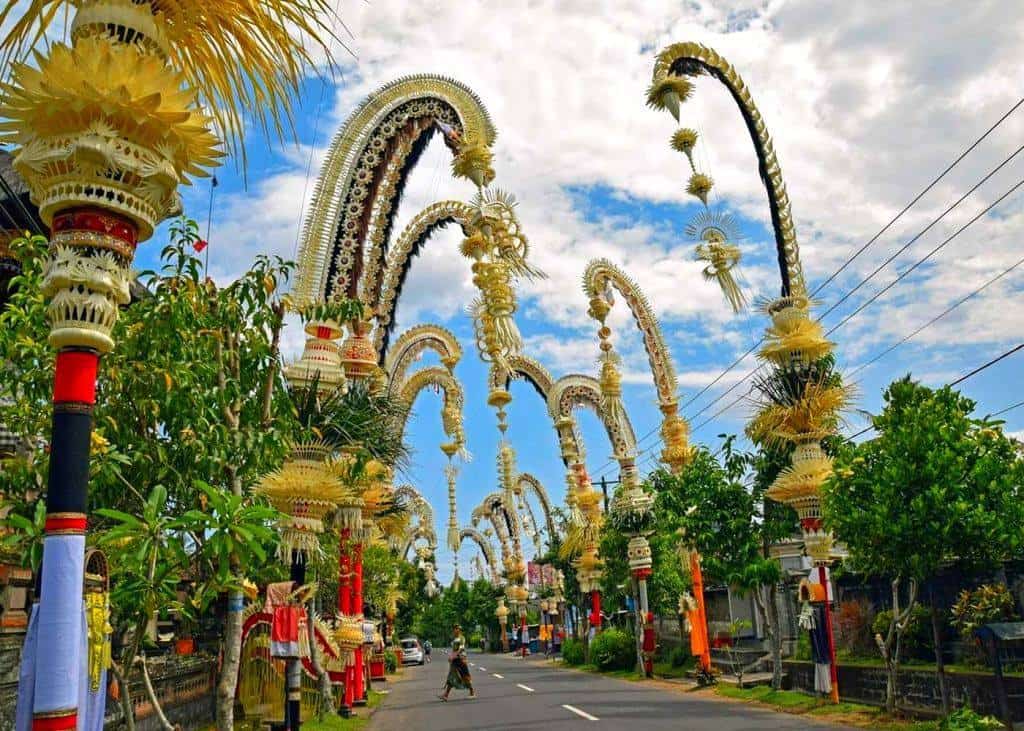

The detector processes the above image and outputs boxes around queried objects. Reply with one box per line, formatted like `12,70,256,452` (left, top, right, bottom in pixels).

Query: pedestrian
439,625,476,701
423,638,432,663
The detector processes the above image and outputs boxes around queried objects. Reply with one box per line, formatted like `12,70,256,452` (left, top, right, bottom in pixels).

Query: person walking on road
439,625,476,701
423,639,432,663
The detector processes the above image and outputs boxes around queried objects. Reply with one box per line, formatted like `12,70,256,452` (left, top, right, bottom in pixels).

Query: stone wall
783,660,1023,720
0,646,216,730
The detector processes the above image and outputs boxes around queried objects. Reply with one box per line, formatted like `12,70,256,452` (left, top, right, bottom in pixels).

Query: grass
714,685,949,729
652,661,691,679
559,661,644,681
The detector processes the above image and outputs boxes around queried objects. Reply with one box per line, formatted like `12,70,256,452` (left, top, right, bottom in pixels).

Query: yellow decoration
671,128,699,168
85,591,111,692
452,141,495,188
0,36,221,238
686,172,714,206
696,241,745,313
645,75,693,121
256,442,347,559
1,0,337,157
759,297,833,368
747,380,848,448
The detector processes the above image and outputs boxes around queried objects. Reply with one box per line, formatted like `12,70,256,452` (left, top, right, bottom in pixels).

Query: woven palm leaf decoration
686,210,745,313
1,0,340,158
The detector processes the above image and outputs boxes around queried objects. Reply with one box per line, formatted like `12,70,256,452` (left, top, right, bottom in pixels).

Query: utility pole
598,476,620,512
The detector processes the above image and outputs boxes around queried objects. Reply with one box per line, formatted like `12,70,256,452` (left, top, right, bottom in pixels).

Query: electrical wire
820,145,1024,323
848,342,1024,439
811,97,1024,297
826,176,1024,337
846,255,1024,379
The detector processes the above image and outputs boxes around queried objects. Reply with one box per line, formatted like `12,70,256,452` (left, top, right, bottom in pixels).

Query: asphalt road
369,651,854,730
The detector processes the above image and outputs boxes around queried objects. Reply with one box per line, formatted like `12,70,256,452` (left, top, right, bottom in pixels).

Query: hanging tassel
646,75,693,121
695,241,745,313
671,128,699,170
686,172,714,206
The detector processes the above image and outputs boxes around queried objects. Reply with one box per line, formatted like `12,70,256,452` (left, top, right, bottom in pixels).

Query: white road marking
563,704,599,721
478,666,487,671
516,683,535,692
493,673,504,679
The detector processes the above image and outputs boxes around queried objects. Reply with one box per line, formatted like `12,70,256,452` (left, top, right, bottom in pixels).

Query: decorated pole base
25,206,138,730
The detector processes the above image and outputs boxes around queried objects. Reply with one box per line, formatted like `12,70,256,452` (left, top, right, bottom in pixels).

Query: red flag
193,239,208,253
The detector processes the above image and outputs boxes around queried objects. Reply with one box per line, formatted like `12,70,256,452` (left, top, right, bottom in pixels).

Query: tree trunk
137,655,175,731
763,584,784,691
876,577,918,715
215,590,244,731
929,583,951,715
110,663,136,731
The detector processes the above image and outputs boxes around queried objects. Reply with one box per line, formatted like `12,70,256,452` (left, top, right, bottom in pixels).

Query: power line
846,255,1024,379
848,342,1024,440
820,144,1024,322
810,97,1024,297
826,176,1024,337
991,400,1024,418
951,343,1023,386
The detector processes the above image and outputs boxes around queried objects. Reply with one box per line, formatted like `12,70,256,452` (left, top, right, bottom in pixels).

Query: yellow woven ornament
686,172,714,206
646,75,693,121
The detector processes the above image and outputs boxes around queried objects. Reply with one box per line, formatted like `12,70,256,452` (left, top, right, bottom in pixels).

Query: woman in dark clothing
439,626,475,700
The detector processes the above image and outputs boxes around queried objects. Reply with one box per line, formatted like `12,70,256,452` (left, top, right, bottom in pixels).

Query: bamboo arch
516,473,556,544
402,524,438,561
582,258,692,472
547,374,637,460
374,200,474,353
457,527,501,583
651,43,805,298
396,365,467,458
384,324,462,388
294,75,497,304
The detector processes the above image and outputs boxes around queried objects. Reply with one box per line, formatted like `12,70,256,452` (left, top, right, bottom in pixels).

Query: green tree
823,376,1024,713
0,220,300,730
97,486,190,731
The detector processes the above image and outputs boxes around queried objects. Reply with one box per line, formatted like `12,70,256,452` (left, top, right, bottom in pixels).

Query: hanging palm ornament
463,190,542,376
686,210,746,314
255,441,346,560
445,463,460,553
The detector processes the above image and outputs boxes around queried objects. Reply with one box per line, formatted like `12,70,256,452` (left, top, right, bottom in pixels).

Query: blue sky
84,2,1024,583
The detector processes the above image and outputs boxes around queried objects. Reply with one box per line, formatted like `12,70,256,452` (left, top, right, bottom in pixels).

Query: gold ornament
671,128,699,168
3,0,338,157
645,75,693,121
687,210,745,313
255,442,346,559
0,35,221,239
686,172,714,206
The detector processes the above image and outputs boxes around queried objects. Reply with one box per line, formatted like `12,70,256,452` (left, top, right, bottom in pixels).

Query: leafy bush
951,584,1018,641
835,598,876,657
561,637,585,666
794,632,812,661
590,627,634,671
384,649,398,673
468,632,483,649
668,645,693,668
872,605,933,661
939,706,1003,730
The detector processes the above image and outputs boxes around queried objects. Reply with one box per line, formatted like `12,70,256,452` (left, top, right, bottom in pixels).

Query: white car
399,637,424,665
